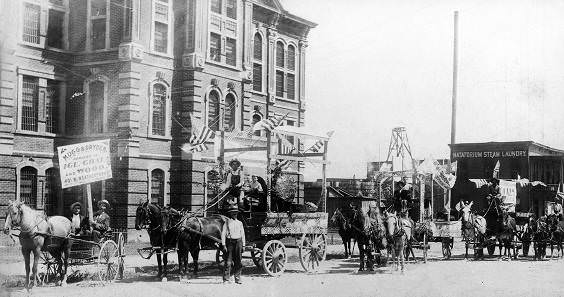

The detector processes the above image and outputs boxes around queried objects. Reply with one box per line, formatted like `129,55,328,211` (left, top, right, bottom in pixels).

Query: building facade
0,0,315,235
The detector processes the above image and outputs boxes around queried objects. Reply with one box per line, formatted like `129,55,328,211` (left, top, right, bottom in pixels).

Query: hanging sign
499,180,517,212
57,139,112,189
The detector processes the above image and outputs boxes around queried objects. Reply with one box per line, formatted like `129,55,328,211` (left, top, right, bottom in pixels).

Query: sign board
499,180,517,212
452,150,528,159
57,139,112,189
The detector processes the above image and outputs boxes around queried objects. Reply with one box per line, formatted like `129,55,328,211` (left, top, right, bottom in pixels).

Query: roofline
251,0,317,28
449,141,564,155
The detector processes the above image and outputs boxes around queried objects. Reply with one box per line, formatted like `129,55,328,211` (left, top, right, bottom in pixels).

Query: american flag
492,160,500,179
180,143,208,153
254,113,288,133
275,159,292,170
190,125,215,146
279,136,296,155
469,179,488,188
307,131,334,152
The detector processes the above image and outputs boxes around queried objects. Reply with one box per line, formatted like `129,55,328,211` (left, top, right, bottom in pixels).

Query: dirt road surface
1,243,563,297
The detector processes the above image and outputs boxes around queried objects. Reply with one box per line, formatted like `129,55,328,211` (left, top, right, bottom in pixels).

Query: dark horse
498,206,518,260
460,201,487,260
330,208,354,258
3,200,73,290
350,205,387,271
533,216,550,260
547,214,564,259
176,213,227,277
135,201,184,280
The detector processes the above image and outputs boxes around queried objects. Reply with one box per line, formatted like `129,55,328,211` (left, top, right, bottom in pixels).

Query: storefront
450,141,564,219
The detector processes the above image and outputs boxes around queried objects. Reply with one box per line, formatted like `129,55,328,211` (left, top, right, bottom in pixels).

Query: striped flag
254,113,288,133
557,183,564,201
307,131,335,153
274,159,292,170
279,136,296,155
469,179,489,188
492,160,500,179
190,125,215,145
180,143,208,153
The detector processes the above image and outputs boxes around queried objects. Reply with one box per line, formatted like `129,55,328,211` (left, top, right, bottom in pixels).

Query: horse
330,208,355,258
520,215,536,257
546,214,564,259
176,214,226,277
497,207,517,260
3,200,73,290
135,201,183,280
533,216,550,260
460,201,487,259
384,211,413,271
350,206,379,271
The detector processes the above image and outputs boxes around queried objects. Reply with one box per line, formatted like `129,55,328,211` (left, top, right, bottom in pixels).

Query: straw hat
97,199,110,208
70,201,82,211
229,159,241,168
226,203,239,214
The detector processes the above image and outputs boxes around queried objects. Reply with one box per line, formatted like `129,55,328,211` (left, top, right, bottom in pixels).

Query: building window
20,167,38,208
224,94,236,132
287,45,296,71
253,63,262,92
46,80,60,133
153,0,170,53
210,33,221,62
252,114,262,137
275,71,284,97
225,38,236,66
45,168,60,216
286,120,295,144
23,3,41,44
210,0,222,14
88,81,104,134
47,9,65,48
253,33,262,60
286,74,295,100
151,169,165,206
90,0,107,50
276,42,285,68
21,76,39,132
208,91,220,131
152,84,166,136
225,0,236,19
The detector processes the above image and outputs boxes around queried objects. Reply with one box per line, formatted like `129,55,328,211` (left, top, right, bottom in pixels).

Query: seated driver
90,199,111,242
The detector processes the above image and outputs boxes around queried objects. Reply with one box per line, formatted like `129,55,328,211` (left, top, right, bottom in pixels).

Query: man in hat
69,202,88,235
90,199,111,242
222,159,244,210
392,180,411,215
221,204,245,284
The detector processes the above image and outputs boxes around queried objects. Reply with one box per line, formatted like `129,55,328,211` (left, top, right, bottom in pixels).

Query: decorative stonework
119,42,144,61
268,94,276,105
211,78,219,87
182,52,205,69
227,82,235,90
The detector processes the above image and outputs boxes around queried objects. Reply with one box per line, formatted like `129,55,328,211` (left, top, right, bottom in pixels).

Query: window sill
206,60,239,71
14,129,64,138
250,90,267,96
82,48,119,54
18,41,44,50
147,134,172,141
45,46,71,53
276,97,299,104
148,51,173,59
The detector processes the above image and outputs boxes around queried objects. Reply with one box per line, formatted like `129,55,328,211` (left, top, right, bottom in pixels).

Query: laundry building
0,0,315,235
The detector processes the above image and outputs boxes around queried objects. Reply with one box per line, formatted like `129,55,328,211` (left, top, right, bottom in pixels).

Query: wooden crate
261,212,328,235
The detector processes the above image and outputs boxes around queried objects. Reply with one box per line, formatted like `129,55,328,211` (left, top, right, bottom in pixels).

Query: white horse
3,200,73,290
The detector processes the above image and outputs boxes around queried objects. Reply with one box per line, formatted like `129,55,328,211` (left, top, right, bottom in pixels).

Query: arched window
287,45,295,71
88,80,105,134
224,94,236,132
276,41,284,67
152,84,167,136
20,167,37,207
208,91,220,131
45,168,60,216
252,113,262,137
151,169,165,206
253,33,262,60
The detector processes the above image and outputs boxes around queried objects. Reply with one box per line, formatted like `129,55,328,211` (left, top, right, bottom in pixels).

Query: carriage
38,230,126,284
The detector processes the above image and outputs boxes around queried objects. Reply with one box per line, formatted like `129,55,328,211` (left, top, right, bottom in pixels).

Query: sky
280,0,564,181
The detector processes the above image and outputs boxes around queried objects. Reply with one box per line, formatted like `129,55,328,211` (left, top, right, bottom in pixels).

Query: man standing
392,180,411,215
221,204,245,284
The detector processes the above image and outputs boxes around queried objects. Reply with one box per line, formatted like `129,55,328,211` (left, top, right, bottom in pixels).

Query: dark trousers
223,238,243,281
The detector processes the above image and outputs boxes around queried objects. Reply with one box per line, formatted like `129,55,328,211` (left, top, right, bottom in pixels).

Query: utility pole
448,11,459,222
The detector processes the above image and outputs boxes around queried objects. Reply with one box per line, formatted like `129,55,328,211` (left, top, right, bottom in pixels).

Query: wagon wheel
38,251,57,285
261,240,287,276
215,249,225,269
251,249,263,268
98,240,119,283
299,233,327,272
117,233,126,280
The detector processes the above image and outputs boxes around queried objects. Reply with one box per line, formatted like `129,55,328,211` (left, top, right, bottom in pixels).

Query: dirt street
1,243,563,297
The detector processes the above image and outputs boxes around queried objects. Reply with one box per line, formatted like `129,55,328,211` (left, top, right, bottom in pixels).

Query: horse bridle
138,202,161,232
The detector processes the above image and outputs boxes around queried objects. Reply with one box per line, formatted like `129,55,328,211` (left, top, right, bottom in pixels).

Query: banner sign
58,139,112,189
452,150,527,159
499,180,517,212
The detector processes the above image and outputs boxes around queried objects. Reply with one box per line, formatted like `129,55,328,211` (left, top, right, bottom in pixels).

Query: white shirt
221,218,245,246
72,214,81,230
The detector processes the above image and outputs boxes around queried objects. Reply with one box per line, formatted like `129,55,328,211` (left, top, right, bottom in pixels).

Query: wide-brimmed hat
97,199,110,208
229,159,241,168
70,201,82,211
226,204,239,213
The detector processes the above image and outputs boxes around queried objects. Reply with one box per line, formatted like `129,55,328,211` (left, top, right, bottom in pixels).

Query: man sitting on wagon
89,200,111,242
221,159,244,212
69,202,89,235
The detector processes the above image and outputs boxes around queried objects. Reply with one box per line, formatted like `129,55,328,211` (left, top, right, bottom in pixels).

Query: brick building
0,0,315,235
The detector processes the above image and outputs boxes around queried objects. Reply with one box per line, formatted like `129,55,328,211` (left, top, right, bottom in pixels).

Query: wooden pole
266,132,272,212
84,184,94,222
448,11,459,222
420,175,425,222
321,140,328,212
431,174,435,220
